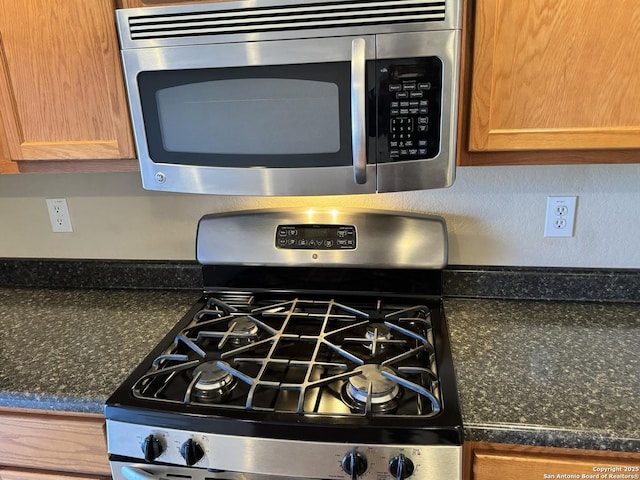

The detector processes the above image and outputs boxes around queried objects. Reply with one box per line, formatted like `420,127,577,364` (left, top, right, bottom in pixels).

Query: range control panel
276,225,356,250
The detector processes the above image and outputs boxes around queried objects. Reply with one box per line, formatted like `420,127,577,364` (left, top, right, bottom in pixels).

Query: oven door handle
351,37,367,185
121,465,164,480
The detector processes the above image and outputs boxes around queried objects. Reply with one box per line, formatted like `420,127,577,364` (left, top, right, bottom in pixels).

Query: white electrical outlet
46,198,73,233
544,196,577,237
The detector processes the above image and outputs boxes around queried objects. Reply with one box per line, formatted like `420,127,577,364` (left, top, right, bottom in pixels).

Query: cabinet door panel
469,0,640,152
0,409,110,477
0,0,134,162
473,452,639,480
465,442,640,480
0,470,108,480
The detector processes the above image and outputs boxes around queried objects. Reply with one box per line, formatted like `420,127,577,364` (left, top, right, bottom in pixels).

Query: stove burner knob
180,438,205,466
389,454,415,479
141,434,163,462
341,450,367,479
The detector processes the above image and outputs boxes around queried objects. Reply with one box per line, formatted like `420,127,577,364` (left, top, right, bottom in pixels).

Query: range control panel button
275,225,356,250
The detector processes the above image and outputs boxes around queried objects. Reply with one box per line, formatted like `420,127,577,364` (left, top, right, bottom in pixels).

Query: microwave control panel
377,57,443,163
276,225,356,250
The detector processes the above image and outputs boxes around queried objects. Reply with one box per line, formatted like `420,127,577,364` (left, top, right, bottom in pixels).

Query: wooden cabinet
0,408,111,479
0,0,137,173
0,469,109,480
464,442,640,480
462,0,640,166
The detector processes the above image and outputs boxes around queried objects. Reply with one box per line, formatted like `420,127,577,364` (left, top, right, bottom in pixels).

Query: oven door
121,36,378,196
110,461,323,480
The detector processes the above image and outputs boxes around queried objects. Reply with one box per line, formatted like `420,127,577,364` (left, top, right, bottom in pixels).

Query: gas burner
365,323,392,353
342,364,402,413
366,323,392,341
191,361,236,402
227,316,259,344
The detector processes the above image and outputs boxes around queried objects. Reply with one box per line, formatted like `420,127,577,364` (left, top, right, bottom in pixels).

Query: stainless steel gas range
105,209,463,480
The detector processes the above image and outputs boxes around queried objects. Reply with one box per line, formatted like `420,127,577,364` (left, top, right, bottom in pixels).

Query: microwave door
121,36,378,196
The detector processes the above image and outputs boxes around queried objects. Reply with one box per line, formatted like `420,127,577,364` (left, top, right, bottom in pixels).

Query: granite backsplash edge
0,259,639,303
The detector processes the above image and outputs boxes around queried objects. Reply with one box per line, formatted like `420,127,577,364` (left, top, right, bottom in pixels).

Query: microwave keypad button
409,100,420,107
390,109,400,116
418,82,432,90
400,149,409,156
399,101,410,107
399,108,409,115
418,140,428,147
408,148,418,155
391,117,413,132
418,117,429,125
278,238,287,246
405,140,414,147
409,108,419,115
390,141,398,147
419,107,428,115
389,84,402,92
409,91,424,99
395,91,409,99
419,100,429,107
402,82,417,91
418,148,427,156
390,149,400,158
418,125,428,132
390,101,399,108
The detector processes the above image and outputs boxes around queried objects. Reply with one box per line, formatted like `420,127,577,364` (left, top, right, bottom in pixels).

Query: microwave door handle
351,37,367,184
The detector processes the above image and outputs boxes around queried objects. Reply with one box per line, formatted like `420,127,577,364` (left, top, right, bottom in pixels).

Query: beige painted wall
0,163,639,267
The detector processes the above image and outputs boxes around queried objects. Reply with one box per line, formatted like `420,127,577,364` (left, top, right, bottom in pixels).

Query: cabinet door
0,469,109,480
0,118,16,173
466,442,640,480
0,409,111,477
0,0,135,169
468,0,640,153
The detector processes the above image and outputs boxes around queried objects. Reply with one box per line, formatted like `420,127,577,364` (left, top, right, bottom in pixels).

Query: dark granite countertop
0,287,200,412
0,287,638,453
445,298,640,453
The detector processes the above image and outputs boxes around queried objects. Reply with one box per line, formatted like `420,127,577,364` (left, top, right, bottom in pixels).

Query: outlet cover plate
544,196,577,237
46,198,73,233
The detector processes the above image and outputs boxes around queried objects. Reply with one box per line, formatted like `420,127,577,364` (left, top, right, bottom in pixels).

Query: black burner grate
132,294,441,417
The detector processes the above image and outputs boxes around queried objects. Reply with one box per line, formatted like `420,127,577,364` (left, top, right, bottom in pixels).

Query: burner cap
343,365,401,412
192,361,236,402
365,323,392,341
228,316,259,337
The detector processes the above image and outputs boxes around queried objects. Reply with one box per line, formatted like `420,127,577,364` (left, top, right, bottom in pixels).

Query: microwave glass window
138,62,361,168
156,78,340,155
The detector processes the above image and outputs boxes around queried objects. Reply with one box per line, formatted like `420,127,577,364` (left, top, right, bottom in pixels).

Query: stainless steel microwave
116,0,462,196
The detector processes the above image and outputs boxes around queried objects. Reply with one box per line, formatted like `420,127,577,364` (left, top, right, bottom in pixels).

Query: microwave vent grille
127,0,447,40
